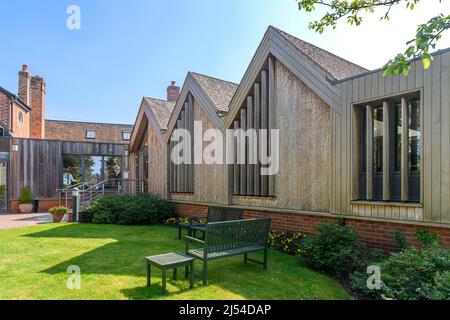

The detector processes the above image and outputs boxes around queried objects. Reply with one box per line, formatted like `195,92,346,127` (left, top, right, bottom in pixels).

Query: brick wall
30,76,46,139
45,120,133,144
172,202,450,251
10,101,31,138
10,198,70,213
18,67,31,106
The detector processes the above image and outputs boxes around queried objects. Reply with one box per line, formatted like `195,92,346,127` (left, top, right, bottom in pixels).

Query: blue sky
1,0,449,125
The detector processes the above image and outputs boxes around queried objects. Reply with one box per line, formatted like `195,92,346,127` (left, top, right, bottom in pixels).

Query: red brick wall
10,198,71,213
45,120,133,144
30,76,46,139
172,202,450,251
18,67,31,106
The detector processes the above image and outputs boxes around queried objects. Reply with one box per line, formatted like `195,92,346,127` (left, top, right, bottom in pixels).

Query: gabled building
129,87,177,196
164,26,449,250
0,65,133,213
165,72,238,204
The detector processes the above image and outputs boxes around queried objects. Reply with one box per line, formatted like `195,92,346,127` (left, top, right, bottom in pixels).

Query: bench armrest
185,236,205,244
185,236,205,254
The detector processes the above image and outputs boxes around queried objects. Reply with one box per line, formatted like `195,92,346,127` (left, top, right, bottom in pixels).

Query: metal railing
58,179,147,212
57,182,94,208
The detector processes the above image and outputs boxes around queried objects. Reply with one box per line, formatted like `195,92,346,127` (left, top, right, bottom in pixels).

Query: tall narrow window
391,102,402,201
409,99,421,202
373,106,384,200
359,108,367,199
356,94,421,203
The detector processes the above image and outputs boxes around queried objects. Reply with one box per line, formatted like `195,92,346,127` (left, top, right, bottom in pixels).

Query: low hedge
350,245,450,300
302,222,370,276
82,193,172,225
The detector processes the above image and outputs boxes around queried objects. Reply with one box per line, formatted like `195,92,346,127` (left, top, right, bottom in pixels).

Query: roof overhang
224,27,343,129
130,98,165,152
164,72,224,144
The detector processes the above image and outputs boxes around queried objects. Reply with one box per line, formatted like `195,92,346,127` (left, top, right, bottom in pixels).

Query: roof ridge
269,26,368,79
45,119,133,126
190,71,239,86
270,26,367,70
143,96,175,104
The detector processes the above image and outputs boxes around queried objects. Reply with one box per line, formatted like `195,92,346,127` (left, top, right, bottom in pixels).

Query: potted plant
49,206,71,222
18,186,33,213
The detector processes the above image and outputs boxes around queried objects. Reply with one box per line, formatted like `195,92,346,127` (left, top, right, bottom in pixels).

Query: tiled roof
190,72,238,113
143,97,175,130
271,26,368,80
0,86,31,110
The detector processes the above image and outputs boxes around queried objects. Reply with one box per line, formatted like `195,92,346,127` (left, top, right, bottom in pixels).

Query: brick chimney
30,75,46,139
18,65,31,106
167,81,180,102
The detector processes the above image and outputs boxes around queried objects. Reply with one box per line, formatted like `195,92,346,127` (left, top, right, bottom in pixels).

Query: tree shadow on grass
24,223,182,277
23,223,349,300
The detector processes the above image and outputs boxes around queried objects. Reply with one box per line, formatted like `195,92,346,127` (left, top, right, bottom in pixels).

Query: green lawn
0,223,350,300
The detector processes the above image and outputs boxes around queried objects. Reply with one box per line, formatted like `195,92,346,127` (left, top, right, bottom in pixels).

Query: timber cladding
172,202,450,250
333,50,450,225
9,138,128,200
231,59,331,212
170,98,222,203
147,119,166,196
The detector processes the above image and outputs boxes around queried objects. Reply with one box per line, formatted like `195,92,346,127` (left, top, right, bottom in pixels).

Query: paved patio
0,214,53,230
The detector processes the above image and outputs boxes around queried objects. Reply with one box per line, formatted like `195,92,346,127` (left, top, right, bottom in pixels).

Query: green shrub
415,229,440,247
350,246,450,300
393,229,407,250
19,186,33,204
83,193,172,225
268,230,305,256
302,222,365,276
49,206,69,214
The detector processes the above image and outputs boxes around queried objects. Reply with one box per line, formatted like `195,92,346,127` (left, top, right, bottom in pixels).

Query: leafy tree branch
296,0,450,75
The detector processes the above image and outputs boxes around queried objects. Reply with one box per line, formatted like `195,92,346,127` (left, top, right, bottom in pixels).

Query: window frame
122,131,131,141
85,129,96,140
352,90,422,204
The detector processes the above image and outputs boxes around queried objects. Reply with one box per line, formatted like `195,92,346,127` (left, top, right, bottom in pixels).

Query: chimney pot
167,80,180,102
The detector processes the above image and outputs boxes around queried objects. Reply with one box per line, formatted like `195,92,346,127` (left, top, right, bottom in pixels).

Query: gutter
326,46,450,85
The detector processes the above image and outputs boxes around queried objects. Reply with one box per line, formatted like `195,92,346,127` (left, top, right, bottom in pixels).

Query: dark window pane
394,102,402,172
373,106,383,172
409,99,421,172
104,156,122,180
63,155,82,188
84,156,103,184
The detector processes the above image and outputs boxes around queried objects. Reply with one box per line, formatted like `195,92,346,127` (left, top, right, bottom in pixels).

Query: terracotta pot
18,203,33,214
51,212,73,223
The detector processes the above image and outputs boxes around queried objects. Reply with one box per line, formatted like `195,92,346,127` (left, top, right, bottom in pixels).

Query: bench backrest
207,206,244,223
204,218,271,254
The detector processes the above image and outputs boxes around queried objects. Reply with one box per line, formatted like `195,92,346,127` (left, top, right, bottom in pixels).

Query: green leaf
422,57,431,69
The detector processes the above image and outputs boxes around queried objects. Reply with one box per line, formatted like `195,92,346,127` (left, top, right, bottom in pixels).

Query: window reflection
62,155,122,188
409,99,421,173
373,106,383,172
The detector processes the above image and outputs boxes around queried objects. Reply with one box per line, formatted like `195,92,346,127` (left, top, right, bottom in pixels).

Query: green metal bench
185,217,271,285
178,206,244,240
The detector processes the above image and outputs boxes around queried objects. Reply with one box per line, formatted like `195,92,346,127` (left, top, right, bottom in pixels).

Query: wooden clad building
2,138,128,213
155,26,450,249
